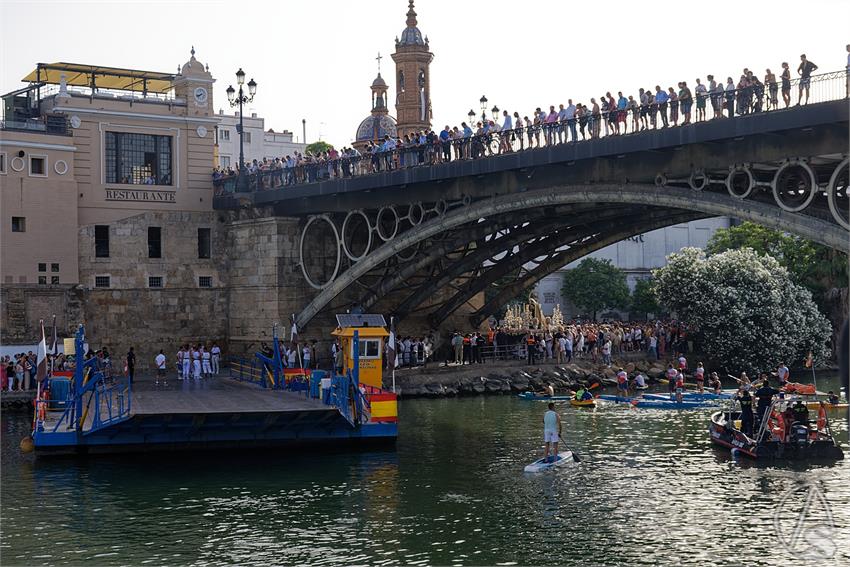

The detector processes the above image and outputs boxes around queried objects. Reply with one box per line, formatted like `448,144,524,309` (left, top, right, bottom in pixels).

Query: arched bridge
215,98,849,331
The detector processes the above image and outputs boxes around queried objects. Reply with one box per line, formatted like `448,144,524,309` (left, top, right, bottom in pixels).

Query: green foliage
561,258,630,319
306,141,333,156
653,248,831,373
630,278,660,320
705,221,848,305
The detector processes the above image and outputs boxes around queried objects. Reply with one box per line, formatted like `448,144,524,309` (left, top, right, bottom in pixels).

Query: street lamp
479,95,488,123
226,68,257,191
467,109,475,124
491,105,500,121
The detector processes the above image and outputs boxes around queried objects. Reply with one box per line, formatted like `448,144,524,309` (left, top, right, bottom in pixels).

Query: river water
2,382,848,566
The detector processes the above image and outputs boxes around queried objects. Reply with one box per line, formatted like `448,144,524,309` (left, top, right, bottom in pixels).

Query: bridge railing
212,69,848,195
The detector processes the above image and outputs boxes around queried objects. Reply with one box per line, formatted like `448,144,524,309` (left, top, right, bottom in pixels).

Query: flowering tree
653,248,831,373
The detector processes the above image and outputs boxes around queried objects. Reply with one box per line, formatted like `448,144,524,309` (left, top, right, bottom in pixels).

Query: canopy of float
22,63,175,93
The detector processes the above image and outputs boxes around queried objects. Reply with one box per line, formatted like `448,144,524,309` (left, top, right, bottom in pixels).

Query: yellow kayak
805,401,848,411
570,399,597,408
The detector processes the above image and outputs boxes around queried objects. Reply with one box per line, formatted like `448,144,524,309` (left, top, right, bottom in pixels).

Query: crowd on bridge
213,52,835,194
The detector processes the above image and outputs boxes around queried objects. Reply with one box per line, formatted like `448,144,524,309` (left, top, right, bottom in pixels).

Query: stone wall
0,285,84,344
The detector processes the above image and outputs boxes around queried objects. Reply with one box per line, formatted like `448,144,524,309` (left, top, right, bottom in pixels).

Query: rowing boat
524,451,574,472
569,399,596,408
517,392,574,401
804,401,849,411
644,392,733,401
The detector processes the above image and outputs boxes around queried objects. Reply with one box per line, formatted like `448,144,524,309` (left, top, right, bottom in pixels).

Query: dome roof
356,114,397,143
371,73,387,88
399,26,425,46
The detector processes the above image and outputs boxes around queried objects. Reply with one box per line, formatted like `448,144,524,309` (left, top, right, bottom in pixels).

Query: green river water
2,381,848,566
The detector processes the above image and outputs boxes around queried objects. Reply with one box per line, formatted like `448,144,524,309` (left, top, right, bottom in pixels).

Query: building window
4,276,12,284
355,339,381,359
51,263,59,272
11,217,25,232
0,153,6,174
94,276,111,288
38,263,47,272
105,131,173,185
51,276,60,285
198,228,211,259
220,156,230,168
148,227,162,258
29,155,47,177
38,276,47,285
94,225,110,258
220,129,230,141
148,276,163,288
198,276,212,288
243,132,252,144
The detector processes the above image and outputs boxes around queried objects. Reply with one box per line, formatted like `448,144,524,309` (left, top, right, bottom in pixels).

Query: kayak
597,394,714,409
524,451,574,473
517,392,574,401
570,399,596,408
645,392,732,401
805,401,849,411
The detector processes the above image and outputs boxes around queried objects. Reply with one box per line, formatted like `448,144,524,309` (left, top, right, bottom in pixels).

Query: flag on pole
35,319,49,383
290,313,299,345
386,316,397,370
805,351,813,368
50,314,58,355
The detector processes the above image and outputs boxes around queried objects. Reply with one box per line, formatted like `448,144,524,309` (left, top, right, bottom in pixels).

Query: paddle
559,435,581,462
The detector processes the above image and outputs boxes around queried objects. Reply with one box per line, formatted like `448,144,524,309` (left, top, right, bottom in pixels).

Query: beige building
1,50,219,289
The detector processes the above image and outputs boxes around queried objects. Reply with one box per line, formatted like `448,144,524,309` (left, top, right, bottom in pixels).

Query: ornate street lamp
479,95,488,123
467,109,475,124
491,105,500,121
226,68,257,191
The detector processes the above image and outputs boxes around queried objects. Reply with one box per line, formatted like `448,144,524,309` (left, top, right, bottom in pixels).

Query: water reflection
2,390,848,566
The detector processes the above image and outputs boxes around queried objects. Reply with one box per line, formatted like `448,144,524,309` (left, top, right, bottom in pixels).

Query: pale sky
2,0,848,148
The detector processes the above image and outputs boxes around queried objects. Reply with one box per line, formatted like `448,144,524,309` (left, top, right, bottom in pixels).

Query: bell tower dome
391,0,434,137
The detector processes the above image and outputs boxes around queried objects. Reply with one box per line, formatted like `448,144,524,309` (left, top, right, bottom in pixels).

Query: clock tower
173,46,215,118
391,0,433,137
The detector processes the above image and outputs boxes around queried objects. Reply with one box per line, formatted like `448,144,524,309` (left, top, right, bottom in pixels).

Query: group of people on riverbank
172,343,223,383
1,353,36,392
214,53,831,193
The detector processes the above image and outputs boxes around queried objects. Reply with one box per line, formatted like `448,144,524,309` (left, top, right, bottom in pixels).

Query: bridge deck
130,377,328,415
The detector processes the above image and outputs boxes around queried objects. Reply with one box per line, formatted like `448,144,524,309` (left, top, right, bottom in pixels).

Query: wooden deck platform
131,377,327,415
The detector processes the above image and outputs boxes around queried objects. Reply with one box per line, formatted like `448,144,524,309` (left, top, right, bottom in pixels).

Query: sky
2,0,848,149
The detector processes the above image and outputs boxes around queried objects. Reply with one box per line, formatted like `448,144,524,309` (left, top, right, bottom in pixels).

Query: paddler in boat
776,363,790,387
736,389,755,435
731,371,752,392
694,362,705,393
542,402,562,463
616,368,629,398
542,382,555,397
665,363,677,394
709,372,722,394
632,372,647,393
674,371,685,403
827,391,840,405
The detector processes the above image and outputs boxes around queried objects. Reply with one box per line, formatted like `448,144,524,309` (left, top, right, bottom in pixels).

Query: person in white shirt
176,347,184,379
181,345,191,380
155,350,167,386
564,100,577,142
201,346,212,378
301,344,311,369
192,347,202,380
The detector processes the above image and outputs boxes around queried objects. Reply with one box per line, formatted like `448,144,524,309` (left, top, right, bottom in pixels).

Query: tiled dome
356,114,397,143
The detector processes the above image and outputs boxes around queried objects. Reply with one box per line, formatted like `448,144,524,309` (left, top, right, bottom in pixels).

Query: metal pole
238,87,245,189
302,119,306,145
811,362,818,395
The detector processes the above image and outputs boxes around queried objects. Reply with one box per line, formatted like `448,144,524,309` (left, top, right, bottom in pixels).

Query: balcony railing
213,69,848,195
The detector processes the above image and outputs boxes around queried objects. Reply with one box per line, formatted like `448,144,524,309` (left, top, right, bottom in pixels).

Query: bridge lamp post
226,68,257,191
491,105,499,121
479,95,488,123
468,109,475,125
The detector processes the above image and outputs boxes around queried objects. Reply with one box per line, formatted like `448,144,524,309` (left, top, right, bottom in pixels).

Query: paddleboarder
542,403,562,463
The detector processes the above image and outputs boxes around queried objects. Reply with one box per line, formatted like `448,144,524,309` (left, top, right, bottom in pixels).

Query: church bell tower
391,0,434,137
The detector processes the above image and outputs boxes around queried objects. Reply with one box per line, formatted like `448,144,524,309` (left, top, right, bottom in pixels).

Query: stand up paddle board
524,451,574,472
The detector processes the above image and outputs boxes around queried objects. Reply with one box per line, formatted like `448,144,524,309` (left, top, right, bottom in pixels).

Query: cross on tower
376,52,382,74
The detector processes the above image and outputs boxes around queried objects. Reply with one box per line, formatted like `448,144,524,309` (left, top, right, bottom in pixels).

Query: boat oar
559,435,581,462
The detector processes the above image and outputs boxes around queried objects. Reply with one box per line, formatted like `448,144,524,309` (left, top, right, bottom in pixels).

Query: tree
561,258,630,319
705,221,847,306
653,247,831,374
630,278,660,320
306,141,333,156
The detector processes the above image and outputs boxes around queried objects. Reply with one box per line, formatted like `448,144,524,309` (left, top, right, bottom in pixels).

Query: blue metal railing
88,376,131,433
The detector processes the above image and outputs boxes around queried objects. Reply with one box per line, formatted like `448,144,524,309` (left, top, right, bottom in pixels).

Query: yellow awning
22,62,175,93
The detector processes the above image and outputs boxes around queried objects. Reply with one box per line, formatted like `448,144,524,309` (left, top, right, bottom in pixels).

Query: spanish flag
804,351,813,368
